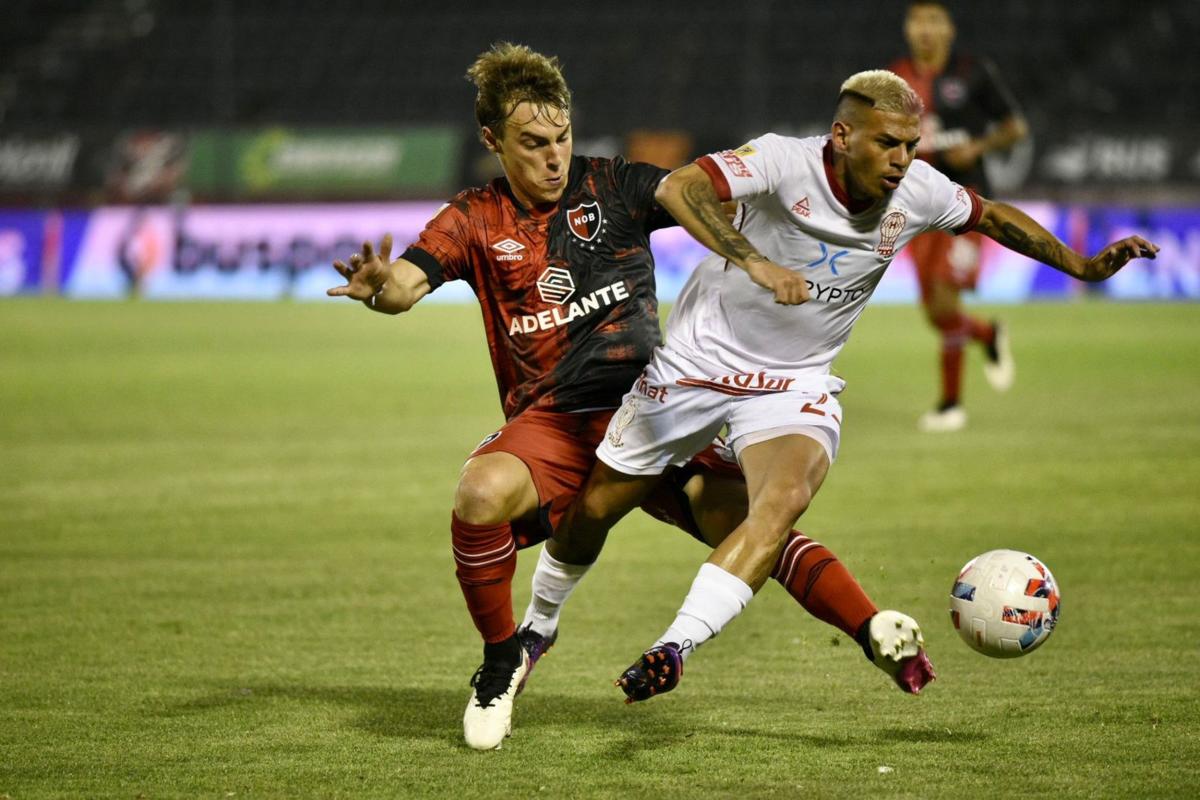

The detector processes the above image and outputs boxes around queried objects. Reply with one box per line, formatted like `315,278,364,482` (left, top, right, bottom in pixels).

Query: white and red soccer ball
949,549,1061,658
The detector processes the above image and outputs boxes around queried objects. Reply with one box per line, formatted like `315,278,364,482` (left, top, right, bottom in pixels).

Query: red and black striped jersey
402,155,674,420
891,52,1022,194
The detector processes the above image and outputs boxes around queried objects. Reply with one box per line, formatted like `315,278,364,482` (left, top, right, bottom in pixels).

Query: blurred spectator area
2,1,1198,205
3,0,1196,136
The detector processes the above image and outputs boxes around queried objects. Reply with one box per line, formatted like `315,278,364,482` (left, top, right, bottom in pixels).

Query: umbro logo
491,238,526,261
791,197,811,218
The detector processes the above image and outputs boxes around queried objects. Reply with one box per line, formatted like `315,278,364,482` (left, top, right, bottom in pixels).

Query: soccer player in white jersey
524,69,1159,703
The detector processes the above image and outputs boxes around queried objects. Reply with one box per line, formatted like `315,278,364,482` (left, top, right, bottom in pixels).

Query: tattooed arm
655,164,810,304
975,199,1159,281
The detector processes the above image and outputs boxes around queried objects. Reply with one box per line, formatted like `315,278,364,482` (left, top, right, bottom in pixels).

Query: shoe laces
469,660,518,709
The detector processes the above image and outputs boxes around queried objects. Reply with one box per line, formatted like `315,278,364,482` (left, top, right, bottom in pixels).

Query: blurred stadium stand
1,0,1198,202
4,1,1197,132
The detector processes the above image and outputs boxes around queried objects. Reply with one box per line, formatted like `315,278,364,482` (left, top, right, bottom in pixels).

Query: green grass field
2,299,1198,798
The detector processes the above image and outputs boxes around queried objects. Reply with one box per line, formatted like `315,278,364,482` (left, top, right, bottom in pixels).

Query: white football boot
918,404,967,433
983,322,1015,392
463,648,530,751
868,610,936,694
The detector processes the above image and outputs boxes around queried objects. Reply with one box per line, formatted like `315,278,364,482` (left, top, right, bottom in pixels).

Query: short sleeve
610,157,675,233
400,198,473,290
693,133,793,202
923,164,983,234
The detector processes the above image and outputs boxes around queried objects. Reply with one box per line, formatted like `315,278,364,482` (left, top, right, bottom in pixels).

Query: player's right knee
454,467,521,526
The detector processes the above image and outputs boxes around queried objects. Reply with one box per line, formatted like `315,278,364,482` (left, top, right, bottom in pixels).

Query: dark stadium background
3,1,1198,198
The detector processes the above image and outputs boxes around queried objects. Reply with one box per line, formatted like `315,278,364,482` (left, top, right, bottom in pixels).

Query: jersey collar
823,140,874,215
496,177,559,221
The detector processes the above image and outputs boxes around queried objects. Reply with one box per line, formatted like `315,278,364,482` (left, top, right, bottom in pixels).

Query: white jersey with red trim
666,133,981,385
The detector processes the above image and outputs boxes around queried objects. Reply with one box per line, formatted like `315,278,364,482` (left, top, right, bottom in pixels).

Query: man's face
836,108,921,203
904,3,955,62
484,101,572,208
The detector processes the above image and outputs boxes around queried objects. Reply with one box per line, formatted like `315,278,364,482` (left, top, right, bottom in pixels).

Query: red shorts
909,229,984,300
469,408,742,549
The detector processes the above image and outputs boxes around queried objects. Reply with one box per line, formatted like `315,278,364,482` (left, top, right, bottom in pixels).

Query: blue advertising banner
4,202,1198,303
0,211,45,295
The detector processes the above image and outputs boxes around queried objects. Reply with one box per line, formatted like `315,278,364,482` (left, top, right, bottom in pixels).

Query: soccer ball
949,549,1061,658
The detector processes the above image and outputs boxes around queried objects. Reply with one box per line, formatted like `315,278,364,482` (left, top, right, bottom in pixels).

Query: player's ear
482,126,501,154
831,120,851,153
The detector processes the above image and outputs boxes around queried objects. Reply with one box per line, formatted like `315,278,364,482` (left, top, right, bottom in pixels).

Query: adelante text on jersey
507,279,630,336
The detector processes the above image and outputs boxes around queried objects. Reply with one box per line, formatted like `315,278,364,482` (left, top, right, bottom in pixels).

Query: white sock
656,563,754,661
521,546,592,638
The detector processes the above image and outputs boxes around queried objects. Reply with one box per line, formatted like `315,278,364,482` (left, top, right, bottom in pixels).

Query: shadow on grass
161,684,657,742
163,684,472,745
158,683,870,753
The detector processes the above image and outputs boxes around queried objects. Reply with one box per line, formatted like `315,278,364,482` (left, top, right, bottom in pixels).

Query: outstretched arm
328,234,431,314
655,164,810,304
974,198,1159,282
941,115,1028,172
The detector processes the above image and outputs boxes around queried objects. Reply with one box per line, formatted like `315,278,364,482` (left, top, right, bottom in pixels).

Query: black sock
854,617,875,662
984,322,1000,362
483,634,522,667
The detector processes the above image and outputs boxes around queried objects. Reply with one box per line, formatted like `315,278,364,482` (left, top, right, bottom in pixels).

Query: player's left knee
572,489,615,530
928,304,960,331
782,485,814,520
578,465,655,526
751,484,812,530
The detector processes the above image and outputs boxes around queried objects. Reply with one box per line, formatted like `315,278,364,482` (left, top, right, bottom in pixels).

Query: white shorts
597,346,845,476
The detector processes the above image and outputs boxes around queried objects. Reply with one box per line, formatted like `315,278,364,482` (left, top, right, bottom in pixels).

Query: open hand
1083,235,1159,281
746,257,810,305
328,234,393,301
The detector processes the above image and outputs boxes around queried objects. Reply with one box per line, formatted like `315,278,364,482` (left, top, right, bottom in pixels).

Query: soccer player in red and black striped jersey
891,0,1029,431
329,43,884,750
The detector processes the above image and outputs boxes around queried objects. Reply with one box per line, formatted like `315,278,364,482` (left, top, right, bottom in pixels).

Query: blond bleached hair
837,70,924,116
466,42,572,138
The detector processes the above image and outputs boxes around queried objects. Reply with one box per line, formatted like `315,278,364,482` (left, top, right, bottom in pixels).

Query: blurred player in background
329,44,891,750
891,0,1029,431
528,69,1157,705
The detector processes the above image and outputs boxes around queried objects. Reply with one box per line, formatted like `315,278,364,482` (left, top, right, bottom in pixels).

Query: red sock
934,315,968,407
772,530,877,639
450,512,517,644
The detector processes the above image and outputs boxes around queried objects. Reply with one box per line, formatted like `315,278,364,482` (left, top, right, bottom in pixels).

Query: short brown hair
466,43,572,138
